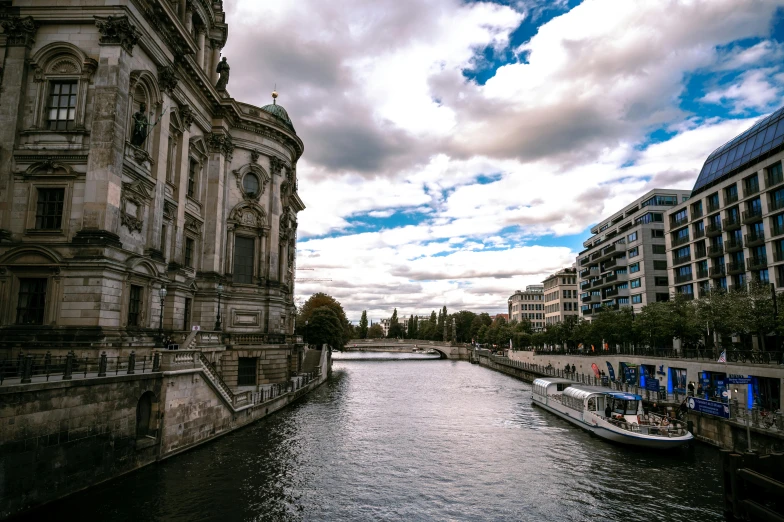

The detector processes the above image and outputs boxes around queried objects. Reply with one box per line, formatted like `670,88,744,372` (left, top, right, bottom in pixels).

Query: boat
531,378,693,449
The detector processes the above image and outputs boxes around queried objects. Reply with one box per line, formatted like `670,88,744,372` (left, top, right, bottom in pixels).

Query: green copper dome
261,91,294,131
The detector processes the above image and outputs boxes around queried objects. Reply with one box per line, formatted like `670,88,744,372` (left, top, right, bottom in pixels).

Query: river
17,354,723,521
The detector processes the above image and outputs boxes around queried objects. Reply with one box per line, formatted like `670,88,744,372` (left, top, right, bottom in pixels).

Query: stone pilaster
210,40,221,84
79,16,140,238
172,106,193,265
202,132,233,272
0,17,38,239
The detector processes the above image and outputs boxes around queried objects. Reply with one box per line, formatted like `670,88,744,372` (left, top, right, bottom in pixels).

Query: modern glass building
666,107,784,298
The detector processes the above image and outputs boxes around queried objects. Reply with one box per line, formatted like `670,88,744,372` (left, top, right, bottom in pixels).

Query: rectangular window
745,174,760,194
628,246,639,258
237,357,258,386
188,159,198,198
656,293,670,302
47,81,77,131
630,278,641,289
166,136,177,182
183,297,192,331
627,231,638,242
185,238,194,268
635,212,663,225
128,285,142,327
233,236,255,284
674,246,690,258
757,269,770,283
653,260,667,270
652,245,666,254
629,263,640,273
16,278,47,325
651,229,664,238
35,188,65,230
631,294,642,304
655,276,669,286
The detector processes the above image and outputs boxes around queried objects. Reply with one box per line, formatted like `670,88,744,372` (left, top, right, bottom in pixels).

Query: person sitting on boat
605,404,612,419
661,416,670,428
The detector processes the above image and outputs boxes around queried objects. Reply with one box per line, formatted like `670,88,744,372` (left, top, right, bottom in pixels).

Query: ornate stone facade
0,1,306,381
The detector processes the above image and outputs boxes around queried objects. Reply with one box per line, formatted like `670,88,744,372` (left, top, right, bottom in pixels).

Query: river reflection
17,355,722,521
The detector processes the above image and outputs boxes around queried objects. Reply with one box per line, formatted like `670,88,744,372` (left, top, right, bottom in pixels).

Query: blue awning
604,392,642,401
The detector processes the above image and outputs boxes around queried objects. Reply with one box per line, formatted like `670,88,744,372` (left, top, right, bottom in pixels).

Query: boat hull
532,398,692,449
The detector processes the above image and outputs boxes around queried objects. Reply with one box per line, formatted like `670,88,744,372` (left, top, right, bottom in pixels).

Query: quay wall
0,349,331,519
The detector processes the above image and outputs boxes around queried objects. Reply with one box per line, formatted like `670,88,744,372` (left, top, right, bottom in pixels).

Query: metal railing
0,351,160,385
521,346,784,365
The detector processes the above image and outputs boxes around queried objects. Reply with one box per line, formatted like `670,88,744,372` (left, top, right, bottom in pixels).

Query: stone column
196,30,206,72
173,106,193,264
202,133,233,272
79,16,140,239
179,0,188,22
210,40,222,84
0,17,37,240
185,2,193,32
256,229,266,283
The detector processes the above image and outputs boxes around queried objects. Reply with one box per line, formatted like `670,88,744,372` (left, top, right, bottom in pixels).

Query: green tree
388,308,404,338
454,310,477,343
298,293,351,347
368,323,384,339
307,306,344,350
358,310,369,339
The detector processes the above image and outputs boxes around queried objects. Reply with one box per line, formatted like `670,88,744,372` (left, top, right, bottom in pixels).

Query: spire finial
272,84,278,105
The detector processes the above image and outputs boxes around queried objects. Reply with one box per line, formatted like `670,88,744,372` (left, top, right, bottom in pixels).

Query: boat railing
604,411,688,437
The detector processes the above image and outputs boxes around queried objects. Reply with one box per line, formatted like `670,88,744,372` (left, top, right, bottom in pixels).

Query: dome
261,91,295,131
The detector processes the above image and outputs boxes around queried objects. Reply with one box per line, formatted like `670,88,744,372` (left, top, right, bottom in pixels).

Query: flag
717,350,726,363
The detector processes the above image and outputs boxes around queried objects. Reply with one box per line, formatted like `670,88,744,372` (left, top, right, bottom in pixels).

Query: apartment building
577,189,691,318
543,267,579,325
666,107,784,298
508,285,545,330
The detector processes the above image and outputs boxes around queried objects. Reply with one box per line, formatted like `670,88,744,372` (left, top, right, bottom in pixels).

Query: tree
307,306,344,350
368,323,384,339
388,308,404,338
453,310,476,343
298,293,351,347
358,311,369,339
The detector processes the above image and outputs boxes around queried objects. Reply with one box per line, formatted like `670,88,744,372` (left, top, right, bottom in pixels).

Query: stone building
665,106,784,299
577,189,690,319
0,1,305,386
542,267,578,326
508,285,544,330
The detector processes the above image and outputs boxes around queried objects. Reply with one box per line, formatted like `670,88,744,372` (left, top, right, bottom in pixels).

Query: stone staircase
302,349,322,374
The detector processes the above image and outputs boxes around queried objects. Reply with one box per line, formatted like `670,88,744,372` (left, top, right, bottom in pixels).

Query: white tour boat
531,378,693,449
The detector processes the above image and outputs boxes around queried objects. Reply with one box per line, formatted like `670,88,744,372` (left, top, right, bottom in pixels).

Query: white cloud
701,68,784,113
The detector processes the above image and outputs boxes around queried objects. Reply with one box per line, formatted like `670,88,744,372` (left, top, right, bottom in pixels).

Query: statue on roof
216,57,230,91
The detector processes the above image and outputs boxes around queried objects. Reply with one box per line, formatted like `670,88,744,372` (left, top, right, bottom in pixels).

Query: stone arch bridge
344,339,471,360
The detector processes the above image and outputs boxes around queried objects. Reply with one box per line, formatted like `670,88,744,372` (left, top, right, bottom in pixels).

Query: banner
645,379,661,392
591,363,601,378
727,374,751,385
687,397,730,419
606,362,615,381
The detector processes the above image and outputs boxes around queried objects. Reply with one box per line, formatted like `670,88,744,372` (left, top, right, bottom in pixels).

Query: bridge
344,339,471,360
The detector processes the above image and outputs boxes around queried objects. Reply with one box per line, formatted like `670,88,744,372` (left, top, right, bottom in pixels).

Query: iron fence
0,351,160,385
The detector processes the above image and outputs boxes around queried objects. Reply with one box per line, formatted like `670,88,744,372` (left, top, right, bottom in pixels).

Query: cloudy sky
224,0,784,322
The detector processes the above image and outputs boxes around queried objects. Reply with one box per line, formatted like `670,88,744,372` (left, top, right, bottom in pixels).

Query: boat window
625,401,638,415
587,398,596,411
557,383,567,391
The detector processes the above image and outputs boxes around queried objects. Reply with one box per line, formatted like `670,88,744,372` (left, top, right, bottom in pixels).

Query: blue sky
226,0,784,320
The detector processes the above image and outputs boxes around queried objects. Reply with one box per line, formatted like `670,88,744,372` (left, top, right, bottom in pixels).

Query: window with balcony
16,278,47,325
691,201,703,217
724,184,738,204
677,284,694,295
707,192,720,211
767,162,783,188
618,297,630,305
671,208,688,225
744,174,760,196
773,213,784,236
771,187,784,212
674,246,690,259
34,188,65,230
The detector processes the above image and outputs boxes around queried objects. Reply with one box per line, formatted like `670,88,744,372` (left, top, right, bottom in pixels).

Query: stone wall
0,374,163,518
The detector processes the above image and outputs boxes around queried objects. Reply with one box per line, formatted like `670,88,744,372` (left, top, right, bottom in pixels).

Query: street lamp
158,287,167,346
304,320,308,346
215,284,224,331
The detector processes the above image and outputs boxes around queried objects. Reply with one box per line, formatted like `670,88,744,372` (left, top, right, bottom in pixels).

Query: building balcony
708,244,724,257
724,193,739,205
706,223,723,236
580,257,590,266
691,208,703,220
604,257,627,270
677,292,695,300
745,232,765,247
672,254,691,266
770,197,784,213
725,238,743,252
774,250,784,264
744,184,760,198
747,256,768,270
742,208,763,224
671,235,690,247
591,278,605,288
767,172,784,189
693,228,706,239
670,215,689,228
674,273,692,284
696,269,709,279
728,261,746,275
605,288,619,298
580,280,592,290
694,248,707,260
582,308,593,316
724,215,741,230
709,266,726,278
707,201,721,213
581,294,598,303
772,224,784,238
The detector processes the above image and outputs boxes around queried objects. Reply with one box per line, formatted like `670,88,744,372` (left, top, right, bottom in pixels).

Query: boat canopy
532,378,573,387
604,391,642,401
562,385,606,402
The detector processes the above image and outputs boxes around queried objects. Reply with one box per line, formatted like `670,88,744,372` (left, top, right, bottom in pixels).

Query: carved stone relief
95,16,140,54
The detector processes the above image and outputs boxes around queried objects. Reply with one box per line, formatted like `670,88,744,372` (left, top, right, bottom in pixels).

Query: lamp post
215,284,223,331
304,320,308,346
158,287,167,346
